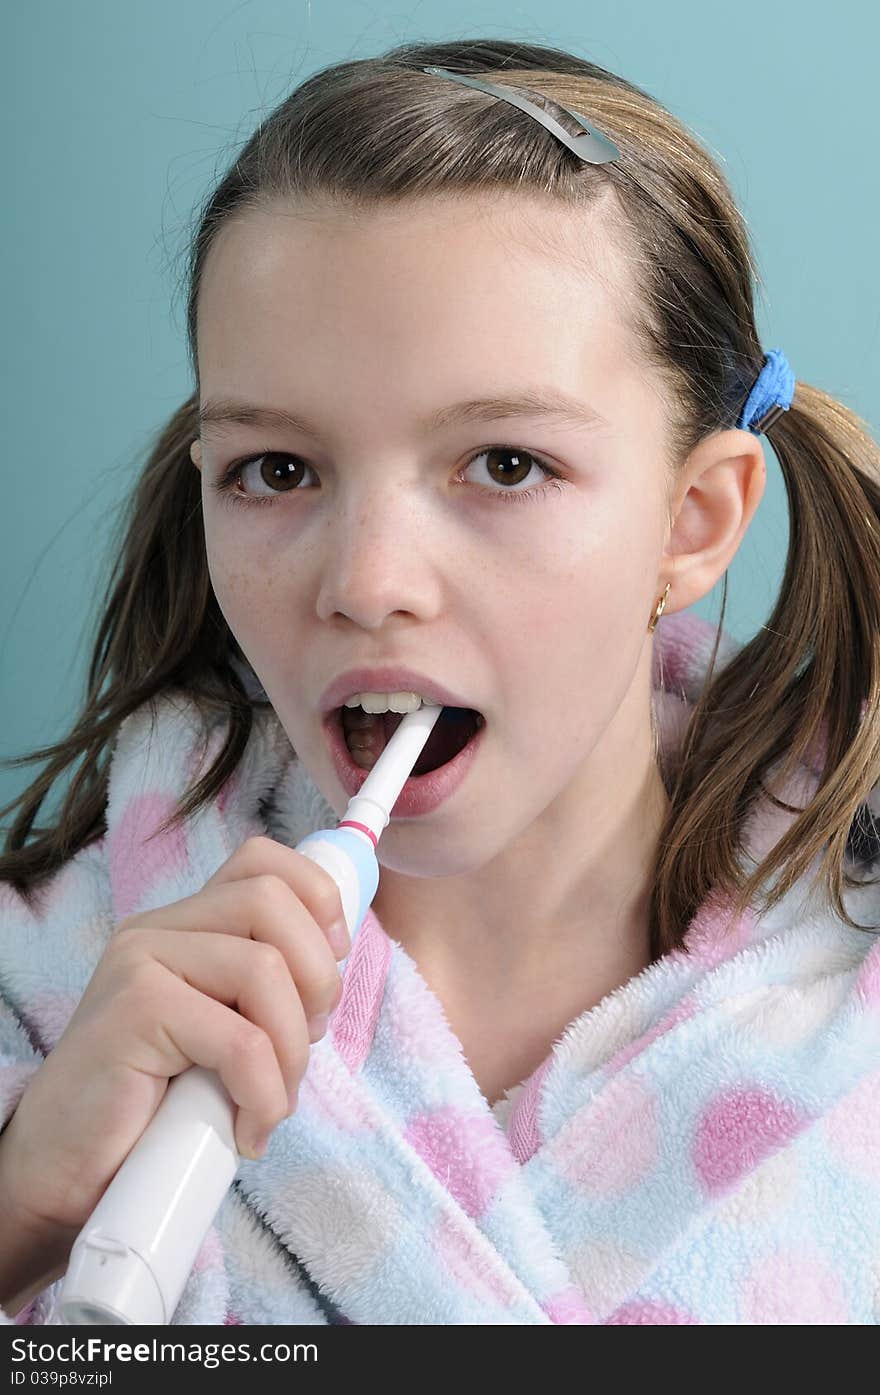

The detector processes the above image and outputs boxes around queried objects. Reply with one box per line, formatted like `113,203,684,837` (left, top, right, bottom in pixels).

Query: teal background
2,0,877,819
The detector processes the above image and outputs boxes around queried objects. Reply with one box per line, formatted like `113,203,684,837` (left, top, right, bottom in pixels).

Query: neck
370,752,671,1014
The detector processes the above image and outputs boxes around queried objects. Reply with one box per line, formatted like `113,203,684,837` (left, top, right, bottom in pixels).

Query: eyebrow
197,388,608,438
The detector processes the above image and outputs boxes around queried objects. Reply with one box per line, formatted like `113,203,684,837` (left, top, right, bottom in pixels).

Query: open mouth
335,704,485,776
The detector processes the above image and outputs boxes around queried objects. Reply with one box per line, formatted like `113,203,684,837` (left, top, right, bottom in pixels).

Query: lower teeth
343,710,394,770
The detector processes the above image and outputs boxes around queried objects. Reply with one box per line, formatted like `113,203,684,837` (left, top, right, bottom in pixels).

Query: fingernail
246,1130,271,1160
307,1013,329,1043
328,917,351,958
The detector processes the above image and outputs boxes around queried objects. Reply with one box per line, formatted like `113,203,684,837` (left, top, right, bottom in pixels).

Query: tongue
380,709,477,774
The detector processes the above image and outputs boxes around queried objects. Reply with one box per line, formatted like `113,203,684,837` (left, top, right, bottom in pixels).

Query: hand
0,836,349,1237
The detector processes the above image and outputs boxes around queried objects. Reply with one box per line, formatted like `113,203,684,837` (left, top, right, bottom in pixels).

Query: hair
3,37,880,957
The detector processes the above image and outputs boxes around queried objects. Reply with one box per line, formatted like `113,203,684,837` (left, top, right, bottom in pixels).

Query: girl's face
192,195,674,878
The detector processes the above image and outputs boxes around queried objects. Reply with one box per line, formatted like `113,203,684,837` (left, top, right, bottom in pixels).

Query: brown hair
3,37,880,956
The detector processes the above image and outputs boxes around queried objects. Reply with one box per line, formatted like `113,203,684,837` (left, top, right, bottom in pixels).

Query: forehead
195,194,643,419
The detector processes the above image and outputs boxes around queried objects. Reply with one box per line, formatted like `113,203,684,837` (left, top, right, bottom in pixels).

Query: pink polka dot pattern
740,1247,849,1324
549,1075,659,1196
605,1298,700,1324
823,1069,880,1181
405,1105,517,1218
543,1284,594,1324
684,895,756,969
108,793,191,919
693,1086,813,1197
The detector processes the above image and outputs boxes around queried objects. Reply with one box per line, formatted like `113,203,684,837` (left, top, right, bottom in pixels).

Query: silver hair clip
421,65,621,165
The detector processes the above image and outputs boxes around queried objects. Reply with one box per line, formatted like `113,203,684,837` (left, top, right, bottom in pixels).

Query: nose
315,481,440,628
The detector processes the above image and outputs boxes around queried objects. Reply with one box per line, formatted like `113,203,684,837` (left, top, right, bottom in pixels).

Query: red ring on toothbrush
337,819,379,849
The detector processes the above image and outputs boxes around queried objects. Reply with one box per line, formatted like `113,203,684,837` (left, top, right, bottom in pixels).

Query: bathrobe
1,612,879,1325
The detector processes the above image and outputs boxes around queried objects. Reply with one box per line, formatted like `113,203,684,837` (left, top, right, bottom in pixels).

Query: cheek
507,572,650,758
203,535,270,640
202,500,307,626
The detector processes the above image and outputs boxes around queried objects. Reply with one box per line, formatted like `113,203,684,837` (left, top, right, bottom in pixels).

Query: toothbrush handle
57,827,377,1326
58,1065,237,1325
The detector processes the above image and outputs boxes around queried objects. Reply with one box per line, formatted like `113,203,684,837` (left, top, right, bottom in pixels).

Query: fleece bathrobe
1,612,879,1325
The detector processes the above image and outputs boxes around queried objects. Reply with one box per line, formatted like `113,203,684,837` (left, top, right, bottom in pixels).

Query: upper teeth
343,691,426,714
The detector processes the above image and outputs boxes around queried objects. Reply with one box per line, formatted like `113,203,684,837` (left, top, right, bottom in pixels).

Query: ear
657,428,767,612
190,437,203,470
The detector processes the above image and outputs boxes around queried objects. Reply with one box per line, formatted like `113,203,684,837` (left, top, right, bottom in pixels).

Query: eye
231,452,311,498
211,445,567,509
462,445,556,497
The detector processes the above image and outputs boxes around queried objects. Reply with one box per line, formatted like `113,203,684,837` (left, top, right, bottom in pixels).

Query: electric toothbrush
57,702,444,1325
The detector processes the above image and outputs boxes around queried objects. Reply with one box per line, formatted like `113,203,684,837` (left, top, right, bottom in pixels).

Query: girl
1,37,879,1326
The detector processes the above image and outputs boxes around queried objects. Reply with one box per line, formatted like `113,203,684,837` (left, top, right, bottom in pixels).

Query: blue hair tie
738,348,795,435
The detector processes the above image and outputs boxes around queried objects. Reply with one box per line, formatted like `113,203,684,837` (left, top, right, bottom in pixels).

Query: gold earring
647,582,671,634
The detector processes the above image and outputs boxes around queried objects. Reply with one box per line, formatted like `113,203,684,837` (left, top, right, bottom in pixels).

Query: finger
203,836,350,958
117,875,343,1026
115,969,291,1160
136,932,312,1095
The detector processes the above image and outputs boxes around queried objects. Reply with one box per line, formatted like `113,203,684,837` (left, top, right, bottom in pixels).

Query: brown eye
240,452,311,495
481,447,537,488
